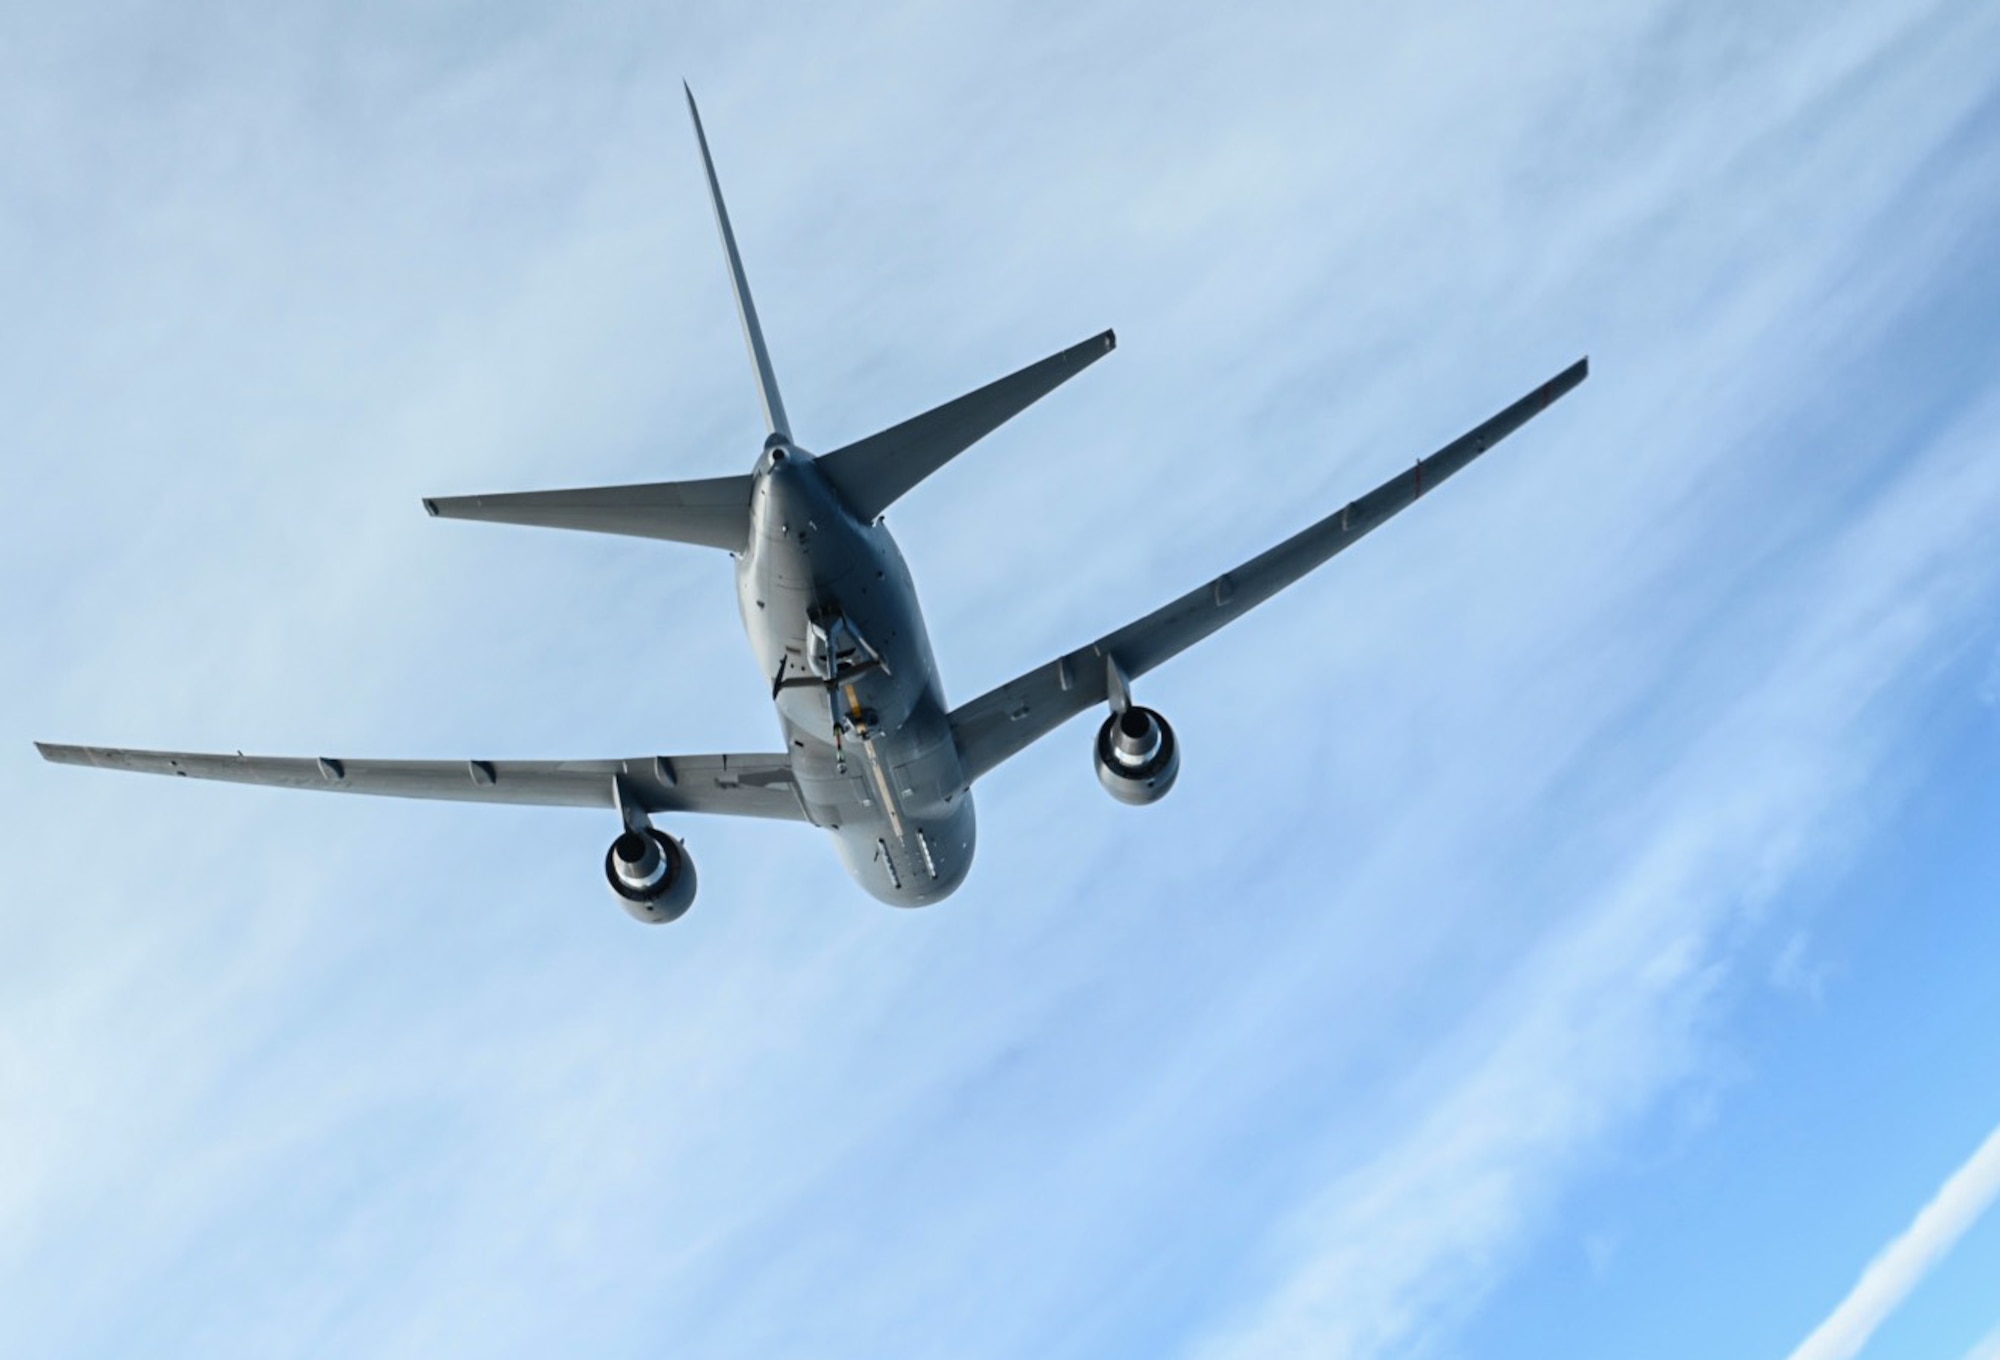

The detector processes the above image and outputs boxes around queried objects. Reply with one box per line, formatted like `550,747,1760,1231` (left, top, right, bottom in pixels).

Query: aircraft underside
744,446,975,905
34,85,1587,925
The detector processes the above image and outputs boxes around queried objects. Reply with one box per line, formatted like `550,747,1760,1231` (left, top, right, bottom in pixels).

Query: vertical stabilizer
684,84,791,442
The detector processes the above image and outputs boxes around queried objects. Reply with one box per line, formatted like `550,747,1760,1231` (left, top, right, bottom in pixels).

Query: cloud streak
1188,371,2000,1360
1784,1118,2000,1360
5,0,2000,1357
1965,1323,2000,1360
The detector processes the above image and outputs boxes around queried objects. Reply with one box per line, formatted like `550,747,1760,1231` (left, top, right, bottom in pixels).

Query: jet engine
1094,705,1179,805
604,827,699,923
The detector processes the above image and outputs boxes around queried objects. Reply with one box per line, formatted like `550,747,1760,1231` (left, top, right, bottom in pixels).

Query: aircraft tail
818,328,1116,522
422,473,753,550
686,84,790,442
425,103,1112,545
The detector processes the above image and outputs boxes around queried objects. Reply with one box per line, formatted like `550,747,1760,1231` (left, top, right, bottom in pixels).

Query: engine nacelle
604,827,698,923
1094,705,1180,805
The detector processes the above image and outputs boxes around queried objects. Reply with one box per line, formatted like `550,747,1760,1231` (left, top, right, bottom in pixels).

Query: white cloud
1964,1322,2000,1360
1979,645,2000,709
4,0,2000,1356
1784,1119,2000,1360
1187,386,2000,1359
1770,932,1833,1003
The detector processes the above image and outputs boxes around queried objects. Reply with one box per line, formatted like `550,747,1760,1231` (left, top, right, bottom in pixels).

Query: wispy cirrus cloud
1188,375,2000,1360
4,0,1999,1357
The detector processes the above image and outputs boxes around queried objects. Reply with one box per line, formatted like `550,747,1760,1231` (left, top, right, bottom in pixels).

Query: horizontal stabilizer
818,329,1116,522
422,473,754,550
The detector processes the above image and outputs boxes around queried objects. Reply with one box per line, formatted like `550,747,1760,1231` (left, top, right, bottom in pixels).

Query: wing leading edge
948,358,1589,783
35,743,809,822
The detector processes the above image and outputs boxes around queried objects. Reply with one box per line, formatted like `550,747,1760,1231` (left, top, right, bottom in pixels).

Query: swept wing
948,358,1588,782
35,743,808,822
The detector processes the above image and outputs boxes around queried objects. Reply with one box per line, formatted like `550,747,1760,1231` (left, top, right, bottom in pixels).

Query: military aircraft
38,89,1587,919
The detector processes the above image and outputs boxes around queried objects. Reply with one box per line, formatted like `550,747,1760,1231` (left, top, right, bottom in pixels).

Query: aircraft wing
948,358,1588,783
35,743,809,822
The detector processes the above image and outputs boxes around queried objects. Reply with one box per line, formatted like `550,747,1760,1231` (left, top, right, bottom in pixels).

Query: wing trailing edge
35,742,809,822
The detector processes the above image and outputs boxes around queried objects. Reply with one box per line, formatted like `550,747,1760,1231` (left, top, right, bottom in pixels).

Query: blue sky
4,1,1999,1356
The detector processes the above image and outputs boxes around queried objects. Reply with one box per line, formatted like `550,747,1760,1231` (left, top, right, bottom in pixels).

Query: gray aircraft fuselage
33,87,1589,923
740,442,972,904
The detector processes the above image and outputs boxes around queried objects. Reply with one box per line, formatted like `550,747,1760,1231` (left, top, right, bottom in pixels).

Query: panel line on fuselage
859,738,907,842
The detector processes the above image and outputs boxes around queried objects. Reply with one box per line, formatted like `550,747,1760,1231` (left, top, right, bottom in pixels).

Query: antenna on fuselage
684,83,792,443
